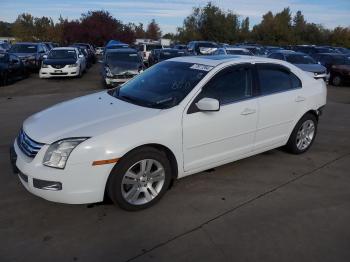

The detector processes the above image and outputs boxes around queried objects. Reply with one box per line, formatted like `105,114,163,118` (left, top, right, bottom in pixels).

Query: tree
293,11,306,43
12,13,35,41
0,21,13,36
34,16,53,41
146,19,161,40
239,17,250,42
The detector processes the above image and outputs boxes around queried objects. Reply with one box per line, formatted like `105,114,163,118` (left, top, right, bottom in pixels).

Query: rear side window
257,64,301,95
201,65,253,104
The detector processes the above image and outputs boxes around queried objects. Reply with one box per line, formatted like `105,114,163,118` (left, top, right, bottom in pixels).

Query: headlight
105,66,113,77
68,63,78,67
43,138,88,169
41,64,49,68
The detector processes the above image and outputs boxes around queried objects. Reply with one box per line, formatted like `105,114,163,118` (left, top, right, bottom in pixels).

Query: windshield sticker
28,46,36,49
129,54,137,56
190,64,213,71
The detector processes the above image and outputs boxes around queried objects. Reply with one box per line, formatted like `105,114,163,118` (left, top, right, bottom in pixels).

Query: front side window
201,65,253,105
257,64,301,95
112,61,210,109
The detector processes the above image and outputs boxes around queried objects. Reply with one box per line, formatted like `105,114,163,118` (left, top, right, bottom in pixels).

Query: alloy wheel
296,120,315,150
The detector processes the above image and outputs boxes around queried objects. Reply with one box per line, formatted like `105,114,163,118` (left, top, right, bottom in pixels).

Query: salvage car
149,48,187,65
8,42,49,71
0,52,28,85
313,53,350,86
187,41,219,55
268,50,328,81
137,43,163,64
213,47,254,56
102,48,144,88
11,56,326,210
39,47,86,78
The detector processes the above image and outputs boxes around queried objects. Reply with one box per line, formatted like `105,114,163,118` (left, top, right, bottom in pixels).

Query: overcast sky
1,0,349,33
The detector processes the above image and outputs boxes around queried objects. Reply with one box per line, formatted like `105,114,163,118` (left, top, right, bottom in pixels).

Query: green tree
12,13,35,41
293,10,306,44
0,21,13,36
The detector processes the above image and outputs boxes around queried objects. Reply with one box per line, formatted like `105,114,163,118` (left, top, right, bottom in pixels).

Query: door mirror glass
196,98,220,112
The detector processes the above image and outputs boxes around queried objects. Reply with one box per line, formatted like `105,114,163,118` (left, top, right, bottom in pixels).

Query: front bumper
105,75,136,86
40,66,79,78
12,139,114,204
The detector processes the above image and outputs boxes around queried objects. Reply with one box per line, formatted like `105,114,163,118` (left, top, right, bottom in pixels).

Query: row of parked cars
98,41,349,89
0,41,97,85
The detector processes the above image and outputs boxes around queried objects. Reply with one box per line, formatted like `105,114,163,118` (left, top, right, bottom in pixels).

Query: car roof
225,47,249,51
170,55,281,67
14,42,41,45
316,53,347,56
105,48,137,53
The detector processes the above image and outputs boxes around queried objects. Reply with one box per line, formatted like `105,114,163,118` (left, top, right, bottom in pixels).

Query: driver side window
200,65,253,105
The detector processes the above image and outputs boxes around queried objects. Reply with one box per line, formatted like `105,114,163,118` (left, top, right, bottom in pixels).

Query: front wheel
107,147,172,211
285,113,318,154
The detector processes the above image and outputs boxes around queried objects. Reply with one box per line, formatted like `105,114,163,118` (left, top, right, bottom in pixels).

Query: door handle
295,96,306,102
241,108,256,115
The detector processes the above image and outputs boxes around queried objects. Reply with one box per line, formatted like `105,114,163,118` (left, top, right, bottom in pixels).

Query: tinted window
10,44,38,53
257,65,300,95
201,66,253,104
48,49,77,59
146,45,162,51
286,54,316,64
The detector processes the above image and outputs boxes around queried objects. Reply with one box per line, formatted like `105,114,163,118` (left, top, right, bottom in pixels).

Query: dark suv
313,53,350,86
8,42,49,71
293,45,338,59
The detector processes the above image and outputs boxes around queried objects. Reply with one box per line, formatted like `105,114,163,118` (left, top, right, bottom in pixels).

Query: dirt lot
0,65,350,262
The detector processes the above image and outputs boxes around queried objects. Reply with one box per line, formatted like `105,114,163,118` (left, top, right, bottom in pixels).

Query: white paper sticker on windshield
190,64,213,71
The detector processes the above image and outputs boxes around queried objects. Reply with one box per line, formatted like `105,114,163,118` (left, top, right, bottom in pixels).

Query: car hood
23,91,161,144
107,61,140,75
294,64,326,73
43,58,77,65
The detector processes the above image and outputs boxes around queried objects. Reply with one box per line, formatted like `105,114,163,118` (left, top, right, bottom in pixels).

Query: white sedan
39,47,86,78
12,56,327,210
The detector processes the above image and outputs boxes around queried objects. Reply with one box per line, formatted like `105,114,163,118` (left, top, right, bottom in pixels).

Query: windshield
48,49,76,59
10,44,37,53
286,54,316,64
112,61,210,109
159,50,185,59
107,52,139,63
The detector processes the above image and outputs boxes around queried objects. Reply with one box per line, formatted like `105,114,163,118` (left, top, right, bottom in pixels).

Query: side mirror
43,55,48,59
78,54,84,58
317,61,321,65
196,97,220,112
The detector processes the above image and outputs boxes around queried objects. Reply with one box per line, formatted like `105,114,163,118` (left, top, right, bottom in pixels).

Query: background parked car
137,43,163,65
213,47,254,56
268,50,328,81
236,45,267,56
70,45,93,68
313,53,350,86
0,52,28,86
39,47,86,79
95,47,105,55
102,48,144,88
0,41,11,53
187,41,218,55
8,42,49,71
72,43,96,64
293,45,339,59
149,48,187,65
148,49,162,66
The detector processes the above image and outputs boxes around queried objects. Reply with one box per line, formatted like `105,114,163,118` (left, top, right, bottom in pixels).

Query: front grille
52,64,65,69
17,129,44,158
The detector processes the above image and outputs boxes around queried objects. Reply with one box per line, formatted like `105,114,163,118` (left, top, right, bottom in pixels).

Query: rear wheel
107,147,172,211
285,113,317,154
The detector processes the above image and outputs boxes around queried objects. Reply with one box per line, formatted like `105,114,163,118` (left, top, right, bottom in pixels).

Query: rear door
254,63,304,151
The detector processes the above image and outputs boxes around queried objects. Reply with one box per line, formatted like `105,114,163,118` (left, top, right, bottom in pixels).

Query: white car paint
39,47,86,78
14,55,327,204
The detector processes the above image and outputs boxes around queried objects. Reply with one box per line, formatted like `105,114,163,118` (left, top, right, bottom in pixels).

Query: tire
107,147,172,211
77,67,82,78
285,113,318,154
331,75,342,86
